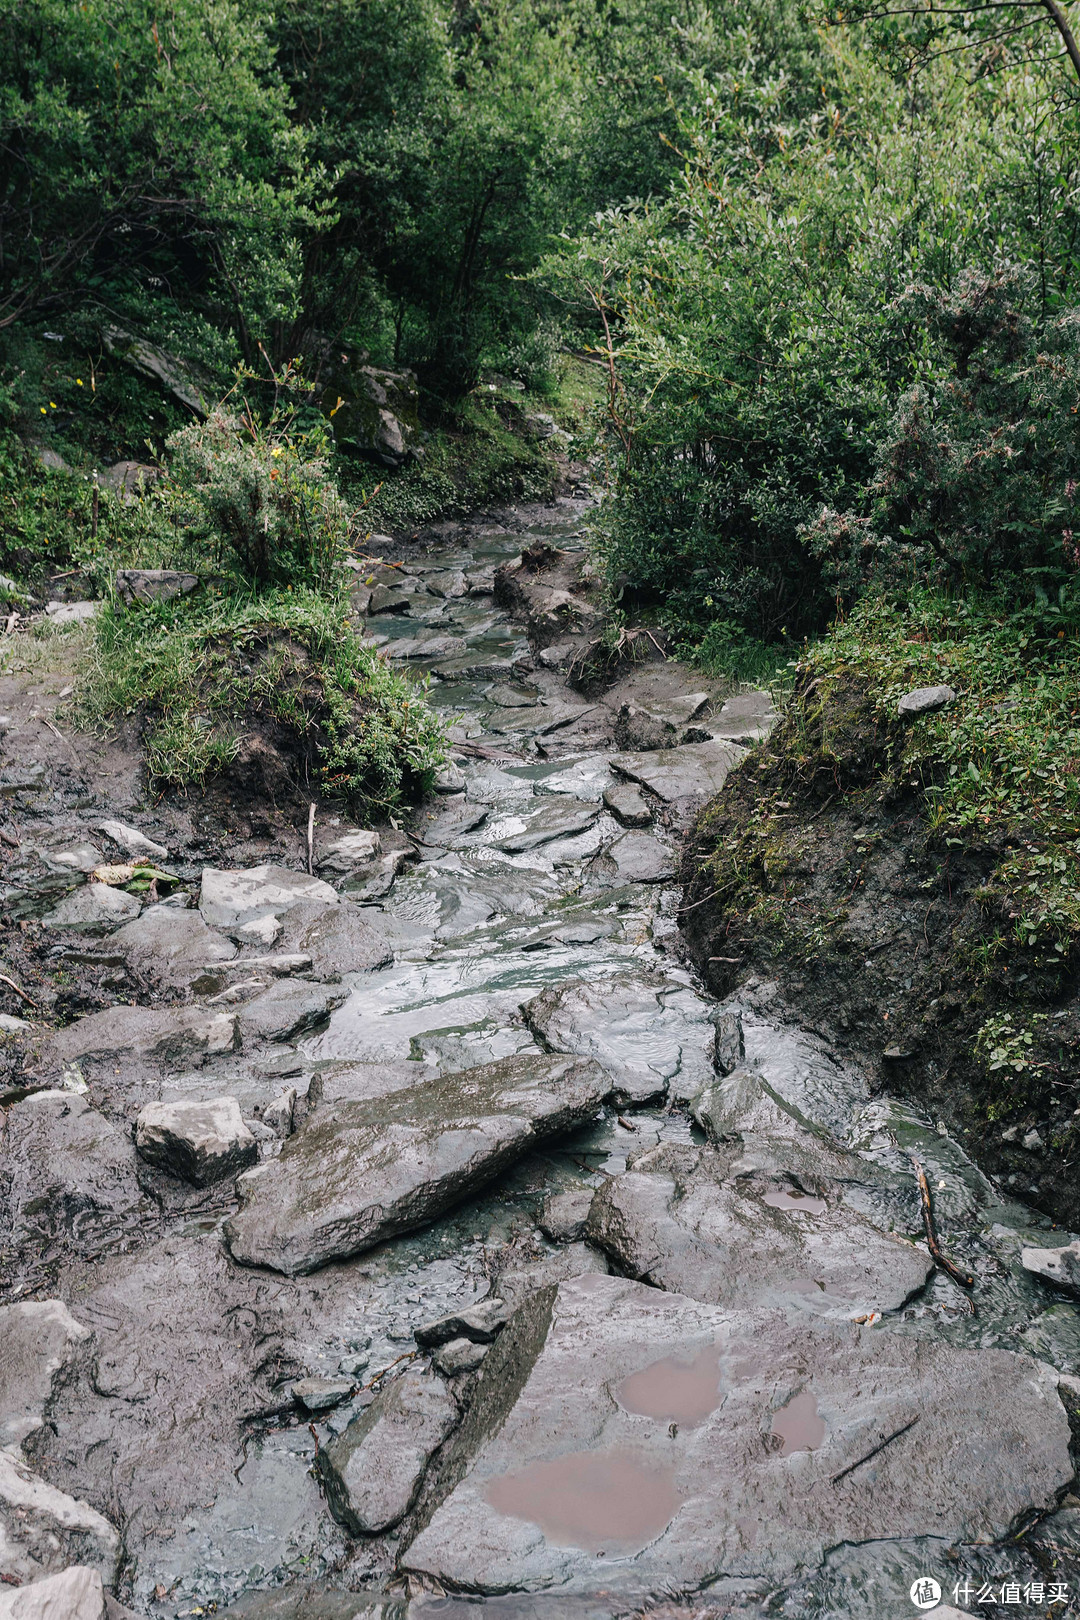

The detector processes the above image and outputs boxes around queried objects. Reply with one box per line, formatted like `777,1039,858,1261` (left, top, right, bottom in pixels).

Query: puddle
616,1344,723,1425
485,1447,683,1554
763,1188,827,1217
771,1389,826,1457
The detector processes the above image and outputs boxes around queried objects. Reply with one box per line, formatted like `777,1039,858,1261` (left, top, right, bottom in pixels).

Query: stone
115,569,198,606
108,905,236,986
97,820,169,860
522,973,717,1105
425,571,468,599
236,914,283,947
318,1370,458,1535
42,883,141,934
402,1274,1073,1596
44,601,98,626
0,1565,106,1620
539,1189,595,1244
262,1090,296,1139
235,982,346,1044
897,685,956,719
0,1301,90,1450
387,635,467,661
278,900,403,977
2,1093,146,1257
318,361,419,469
291,1377,354,1414
135,1097,258,1185
102,327,211,414
433,1338,489,1376
706,690,777,743
609,740,745,806
491,798,601,853
224,1053,612,1276
602,782,651,828
369,586,413,614
537,640,582,671
585,1143,933,1320
613,705,677,752
315,830,381,873
1022,1238,1080,1297
433,763,466,794
595,831,675,885
199,865,338,931
0,1450,119,1587
415,1298,513,1349
48,1005,238,1065
97,460,161,502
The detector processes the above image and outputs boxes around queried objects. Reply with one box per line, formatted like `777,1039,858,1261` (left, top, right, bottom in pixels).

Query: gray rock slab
426,570,468,598
135,1097,258,1185
224,1053,611,1275
278,900,408,977
403,1273,1073,1596
0,1566,105,1618
539,1189,595,1243
369,586,413,613
898,685,956,718
315,830,381,874
415,1297,513,1349
388,635,467,661
595,831,675,885
48,1005,238,1065
522,973,717,1105
496,1243,610,1310
199,865,338,930
491,799,601,853
0,1300,91,1450
318,1369,458,1534
115,568,198,606
602,782,651,828
42,883,141,934
433,1338,489,1376
109,904,237,986
0,1449,119,1587
235,982,347,1044
1022,1238,1080,1297
609,740,745,805
3,1093,148,1256
586,1142,932,1319
291,1377,354,1414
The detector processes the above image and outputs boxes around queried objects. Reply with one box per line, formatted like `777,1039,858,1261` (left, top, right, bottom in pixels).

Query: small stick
305,802,315,876
831,1416,919,1486
677,887,722,915
0,973,37,1009
617,1115,638,1132
307,1421,319,1457
911,1158,975,1289
0,826,19,848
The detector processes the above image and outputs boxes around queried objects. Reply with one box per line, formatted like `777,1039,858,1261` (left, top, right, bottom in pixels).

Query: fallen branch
0,826,19,848
305,802,316,876
911,1157,975,1290
0,973,37,1009
677,887,722,915
831,1416,920,1486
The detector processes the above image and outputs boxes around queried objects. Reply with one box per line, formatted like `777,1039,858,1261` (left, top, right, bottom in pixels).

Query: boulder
0,1450,119,1586
44,601,98,626
108,905,236,987
414,1298,513,1349
491,799,601,854
97,821,169,861
433,763,466,795
224,1053,611,1275
602,783,651,829
114,569,198,606
48,1005,237,1065
199,865,338,931
593,832,675,885
102,328,211,414
0,1300,90,1450
235,982,346,1045
613,705,676,753
1021,1238,1080,1297
433,1339,489,1376
402,1274,1073,1596
2,1093,147,1256
278,900,402,977
319,362,420,469
0,1565,106,1620
539,1189,595,1244
898,685,956,719
97,460,161,502
135,1097,258,1186
318,1370,458,1535
315,830,381,874
609,740,745,806
387,635,467,661
290,1378,354,1415
42,884,141,935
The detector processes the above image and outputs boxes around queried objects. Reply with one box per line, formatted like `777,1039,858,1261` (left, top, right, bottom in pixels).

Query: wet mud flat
2,499,1080,1620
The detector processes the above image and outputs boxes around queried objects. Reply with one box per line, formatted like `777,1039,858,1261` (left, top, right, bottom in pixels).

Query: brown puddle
485,1448,683,1554
616,1343,723,1425
770,1389,826,1457
762,1188,827,1216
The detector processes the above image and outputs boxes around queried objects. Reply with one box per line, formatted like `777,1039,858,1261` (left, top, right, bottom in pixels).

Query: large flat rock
0,1565,106,1620
318,1369,458,1534
108,904,236,986
609,739,745,804
0,1449,119,1586
403,1274,1073,1596
0,1300,90,1450
199,865,338,931
225,1053,611,1275
48,1005,238,1065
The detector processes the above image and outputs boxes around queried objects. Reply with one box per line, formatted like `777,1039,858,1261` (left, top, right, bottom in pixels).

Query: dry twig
911,1157,975,1290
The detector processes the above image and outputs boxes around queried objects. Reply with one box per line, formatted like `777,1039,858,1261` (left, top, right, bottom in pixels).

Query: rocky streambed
2,501,1080,1620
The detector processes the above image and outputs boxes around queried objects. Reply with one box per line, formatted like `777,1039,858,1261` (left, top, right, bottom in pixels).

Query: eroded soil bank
2,503,1080,1620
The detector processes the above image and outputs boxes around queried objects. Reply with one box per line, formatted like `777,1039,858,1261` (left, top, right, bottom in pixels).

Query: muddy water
485,1448,684,1555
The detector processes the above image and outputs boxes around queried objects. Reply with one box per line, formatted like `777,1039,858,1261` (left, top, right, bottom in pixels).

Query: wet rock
497,1243,610,1309
224,1053,611,1275
522,973,716,1105
0,1450,119,1586
595,831,674,885
537,639,582,670
42,883,140,934
48,1005,238,1065
369,586,413,615
402,1273,1073,1595
235,982,346,1044
262,1090,296,1139
199,865,337,931
0,1301,90,1450
0,1565,106,1619
433,1338,489,1376
705,690,777,743
135,1097,258,1185
602,782,651,828
491,799,600,853
1022,1238,1080,1297
315,830,381,874
108,905,236,987
279,900,403,977
97,821,169,860
415,1297,513,1349
711,1010,745,1078
609,740,745,807
613,705,676,752
426,570,468,599
2,1093,147,1256
318,1369,458,1535
585,1143,932,1319
433,762,466,794
898,685,956,719
387,635,467,661
539,1189,595,1243
115,569,198,606
291,1377,354,1415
